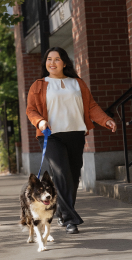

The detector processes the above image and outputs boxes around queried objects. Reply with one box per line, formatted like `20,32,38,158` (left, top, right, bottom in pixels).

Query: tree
0,22,19,173
0,0,24,26
0,22,18,105
0,0,65,26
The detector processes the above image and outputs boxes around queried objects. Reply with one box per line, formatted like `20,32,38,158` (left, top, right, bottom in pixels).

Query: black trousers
38,131,85,226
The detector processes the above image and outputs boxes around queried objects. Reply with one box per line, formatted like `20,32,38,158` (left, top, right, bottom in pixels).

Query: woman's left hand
106,120,117,132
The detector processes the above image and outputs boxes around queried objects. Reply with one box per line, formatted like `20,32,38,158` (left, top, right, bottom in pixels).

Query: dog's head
28,171,56,206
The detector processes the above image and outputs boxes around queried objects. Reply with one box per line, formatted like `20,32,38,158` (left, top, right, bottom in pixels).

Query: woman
26,47,117,234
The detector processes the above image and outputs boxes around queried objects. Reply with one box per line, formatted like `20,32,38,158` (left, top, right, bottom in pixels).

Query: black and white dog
20,171,57,252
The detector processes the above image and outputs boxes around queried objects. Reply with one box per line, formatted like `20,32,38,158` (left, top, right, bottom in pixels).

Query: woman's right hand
38,120,51,131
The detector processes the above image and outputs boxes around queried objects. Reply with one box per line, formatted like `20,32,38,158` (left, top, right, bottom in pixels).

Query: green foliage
0,130,8,173
0,22,18,105
0,128,17,173
0,22,19,173
0,0,65,26
0,0,24,26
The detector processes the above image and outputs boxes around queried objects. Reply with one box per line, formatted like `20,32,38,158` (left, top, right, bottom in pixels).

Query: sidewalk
1,174,132,260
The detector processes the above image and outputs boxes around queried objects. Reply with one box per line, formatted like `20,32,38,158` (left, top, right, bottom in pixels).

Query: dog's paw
47,235,54,242
27,237,34,243
38,245,46,252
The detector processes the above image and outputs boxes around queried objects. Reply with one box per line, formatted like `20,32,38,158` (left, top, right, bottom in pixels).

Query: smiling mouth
50,67,57,69
41,200,50,205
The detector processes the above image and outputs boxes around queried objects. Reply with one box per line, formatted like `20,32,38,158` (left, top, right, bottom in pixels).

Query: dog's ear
41,171,51,182
29,173,40,185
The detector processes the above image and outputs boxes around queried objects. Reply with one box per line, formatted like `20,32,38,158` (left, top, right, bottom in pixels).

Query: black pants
38,131,85,226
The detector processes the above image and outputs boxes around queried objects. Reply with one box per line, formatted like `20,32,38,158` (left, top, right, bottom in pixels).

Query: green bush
0,130,8,173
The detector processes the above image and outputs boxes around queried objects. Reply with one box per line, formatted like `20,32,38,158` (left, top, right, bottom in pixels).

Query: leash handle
37,127,51,179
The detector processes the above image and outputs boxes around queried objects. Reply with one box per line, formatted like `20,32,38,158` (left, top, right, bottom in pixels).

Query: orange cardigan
26,78,112,137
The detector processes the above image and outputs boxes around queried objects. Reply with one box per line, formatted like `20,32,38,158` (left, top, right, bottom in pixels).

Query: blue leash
37,127,51,179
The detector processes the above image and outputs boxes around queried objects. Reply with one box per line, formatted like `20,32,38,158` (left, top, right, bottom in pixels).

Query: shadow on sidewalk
1,176,132,259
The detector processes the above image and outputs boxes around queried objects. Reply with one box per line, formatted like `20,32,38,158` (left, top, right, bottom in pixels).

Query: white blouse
45,76,87,134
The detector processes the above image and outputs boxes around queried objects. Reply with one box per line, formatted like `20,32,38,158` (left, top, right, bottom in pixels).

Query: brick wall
14,1,132,155
125,0,132,152
25,54,42,153
13,4,41,154
72,0,95,152
126,0,132,76
72,0,132,153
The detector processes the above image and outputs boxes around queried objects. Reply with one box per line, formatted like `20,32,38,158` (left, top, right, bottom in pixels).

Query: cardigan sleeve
26,82,44,129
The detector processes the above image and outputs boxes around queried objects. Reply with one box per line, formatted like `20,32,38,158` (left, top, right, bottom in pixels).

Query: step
115,165,132,182
90,180,132,204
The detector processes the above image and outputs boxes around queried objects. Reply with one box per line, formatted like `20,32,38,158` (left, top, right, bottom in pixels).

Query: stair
115,165,132,182
90,166,132,204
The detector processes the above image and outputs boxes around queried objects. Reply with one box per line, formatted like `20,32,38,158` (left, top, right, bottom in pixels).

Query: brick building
14,0,132,189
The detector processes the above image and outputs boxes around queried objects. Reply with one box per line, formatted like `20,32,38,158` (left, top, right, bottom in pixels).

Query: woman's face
46,51,66,78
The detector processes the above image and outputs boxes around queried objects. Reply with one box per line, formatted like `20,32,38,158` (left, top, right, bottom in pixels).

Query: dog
20,171,57,252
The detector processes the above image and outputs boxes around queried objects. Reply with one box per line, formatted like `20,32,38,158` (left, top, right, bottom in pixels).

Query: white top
45,76,87,134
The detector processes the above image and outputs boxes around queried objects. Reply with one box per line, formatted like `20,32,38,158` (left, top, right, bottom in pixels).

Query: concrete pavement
1,174,132,260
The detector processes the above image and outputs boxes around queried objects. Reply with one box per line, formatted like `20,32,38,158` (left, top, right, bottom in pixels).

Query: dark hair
41,47,80,78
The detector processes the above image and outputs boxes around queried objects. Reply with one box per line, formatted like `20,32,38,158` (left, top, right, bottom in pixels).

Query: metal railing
105,87,132,118
116,95,132,183
104,86,132,183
